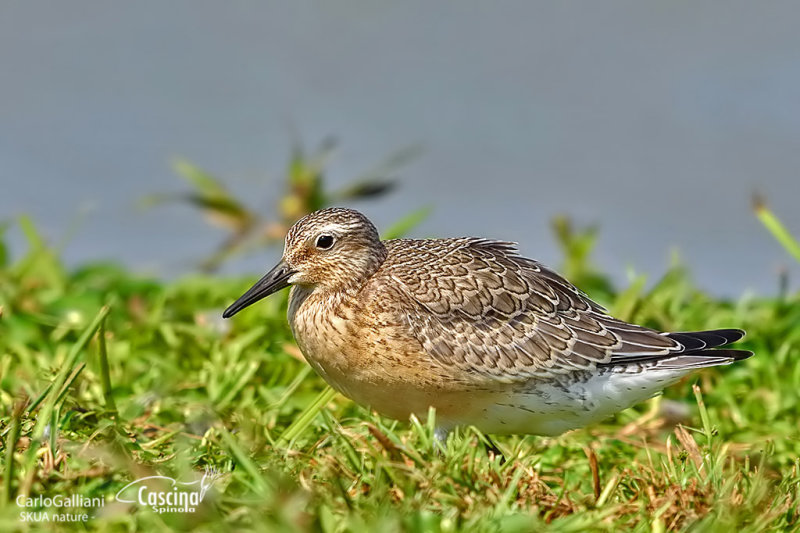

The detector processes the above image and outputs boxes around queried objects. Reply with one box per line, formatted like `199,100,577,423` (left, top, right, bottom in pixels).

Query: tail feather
653,349,753,370
606,328,752,369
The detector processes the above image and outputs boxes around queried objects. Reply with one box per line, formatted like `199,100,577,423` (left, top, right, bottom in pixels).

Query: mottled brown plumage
224,207,751,436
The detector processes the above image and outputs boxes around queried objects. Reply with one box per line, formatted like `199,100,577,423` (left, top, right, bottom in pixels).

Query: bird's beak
222,260,295,318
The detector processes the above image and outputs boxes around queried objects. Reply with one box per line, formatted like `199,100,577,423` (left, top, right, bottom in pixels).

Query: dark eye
315,234,335,250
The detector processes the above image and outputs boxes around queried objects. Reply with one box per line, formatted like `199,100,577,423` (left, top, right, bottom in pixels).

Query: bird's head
223,207,386,318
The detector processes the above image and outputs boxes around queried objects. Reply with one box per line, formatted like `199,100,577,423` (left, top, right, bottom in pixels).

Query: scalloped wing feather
383,238,682,382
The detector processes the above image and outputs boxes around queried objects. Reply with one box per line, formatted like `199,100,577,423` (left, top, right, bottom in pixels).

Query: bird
223,207,751,440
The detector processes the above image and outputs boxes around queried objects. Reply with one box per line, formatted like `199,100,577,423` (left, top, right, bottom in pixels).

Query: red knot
224,207,751,437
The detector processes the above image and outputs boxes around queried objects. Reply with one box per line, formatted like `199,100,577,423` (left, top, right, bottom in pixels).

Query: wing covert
384,238,680,382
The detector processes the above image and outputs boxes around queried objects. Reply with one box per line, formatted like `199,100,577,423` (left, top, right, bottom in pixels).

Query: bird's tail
654,328,752,370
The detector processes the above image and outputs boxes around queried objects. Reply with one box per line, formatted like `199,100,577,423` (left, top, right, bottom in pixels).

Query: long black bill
222,260,295,318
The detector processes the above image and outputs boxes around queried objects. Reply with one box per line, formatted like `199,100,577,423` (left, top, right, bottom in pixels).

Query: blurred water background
2,1,799,296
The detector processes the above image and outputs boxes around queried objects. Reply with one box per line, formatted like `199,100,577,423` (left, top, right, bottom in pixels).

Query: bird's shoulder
377,237,595,317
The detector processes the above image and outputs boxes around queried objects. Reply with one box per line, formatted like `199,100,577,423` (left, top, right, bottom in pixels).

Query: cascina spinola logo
115,467,221,514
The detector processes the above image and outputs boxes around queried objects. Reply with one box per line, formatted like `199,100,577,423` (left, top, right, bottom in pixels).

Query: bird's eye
315,234,335,250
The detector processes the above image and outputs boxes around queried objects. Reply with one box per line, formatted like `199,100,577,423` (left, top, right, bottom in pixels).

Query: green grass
1,214,799,532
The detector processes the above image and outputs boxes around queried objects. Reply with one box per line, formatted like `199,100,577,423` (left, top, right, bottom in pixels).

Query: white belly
442,365,691,436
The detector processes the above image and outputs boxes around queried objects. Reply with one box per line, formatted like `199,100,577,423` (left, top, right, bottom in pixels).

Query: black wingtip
714,349,754,361
717,328,746,343
667,328,746,351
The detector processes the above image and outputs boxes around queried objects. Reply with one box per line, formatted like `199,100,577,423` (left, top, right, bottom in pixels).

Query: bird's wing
385,238,684,382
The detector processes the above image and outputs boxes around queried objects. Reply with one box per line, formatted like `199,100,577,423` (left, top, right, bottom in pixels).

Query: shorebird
223,208,751,438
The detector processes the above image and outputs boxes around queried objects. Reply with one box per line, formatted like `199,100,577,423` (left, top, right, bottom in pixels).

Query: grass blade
753,194,800,263
382,206,432,240
54,362,86,407
18,305,110,498
277,386,338,448
219,428,269,495
3,399,26,502
97,317,117,415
